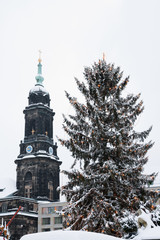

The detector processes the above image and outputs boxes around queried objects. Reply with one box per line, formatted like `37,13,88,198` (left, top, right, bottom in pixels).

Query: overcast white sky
0,0,160,184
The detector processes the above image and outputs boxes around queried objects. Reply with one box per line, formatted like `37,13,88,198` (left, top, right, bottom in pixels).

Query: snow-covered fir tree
58,58,158,237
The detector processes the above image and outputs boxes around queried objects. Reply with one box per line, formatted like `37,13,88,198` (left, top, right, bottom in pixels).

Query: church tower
15,56,61,201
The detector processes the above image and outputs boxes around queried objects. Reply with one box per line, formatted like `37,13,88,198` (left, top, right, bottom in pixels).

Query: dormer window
2,203,7,213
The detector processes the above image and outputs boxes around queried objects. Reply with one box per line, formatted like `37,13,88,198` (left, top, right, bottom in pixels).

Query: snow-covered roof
38,201,67,206
0,177,17,198
16,154,59,161
0,211,38,218
20,230,120,240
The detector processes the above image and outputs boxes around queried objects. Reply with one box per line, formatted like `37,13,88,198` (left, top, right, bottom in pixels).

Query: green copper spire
35,50,44,85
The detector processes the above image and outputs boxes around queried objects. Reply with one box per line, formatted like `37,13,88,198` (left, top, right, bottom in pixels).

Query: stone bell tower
15,56,61,201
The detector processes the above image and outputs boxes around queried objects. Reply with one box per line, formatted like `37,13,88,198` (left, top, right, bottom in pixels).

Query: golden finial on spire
103,52,106,61
38,50,42,63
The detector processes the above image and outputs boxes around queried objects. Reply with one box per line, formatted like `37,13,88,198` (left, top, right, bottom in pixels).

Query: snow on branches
58,58,158,238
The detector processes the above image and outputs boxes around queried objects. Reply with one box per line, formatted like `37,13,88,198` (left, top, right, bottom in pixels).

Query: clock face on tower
26,145,33,154
49,146,53,155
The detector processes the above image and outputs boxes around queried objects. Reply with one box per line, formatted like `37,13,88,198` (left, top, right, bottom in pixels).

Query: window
2,203,7,213
54,217,62,224
42,206,63,215
42,218,50,225
23,203,29,212
48,207,55,214
25,172,32,181
42,228,50,232
42,207,48,214
29,119,36,135
25,185,32,198
48,181,53,201
24,172,32,198
57,206,63,211
45,120,50,137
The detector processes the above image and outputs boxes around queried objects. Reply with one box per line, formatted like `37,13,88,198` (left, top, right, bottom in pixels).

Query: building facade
0,197,38,239
38,202,67,232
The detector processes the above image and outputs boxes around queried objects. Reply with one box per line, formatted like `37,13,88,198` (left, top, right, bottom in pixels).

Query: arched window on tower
43,95,49,106
48,174,53,201
29,120,36,135
29,94,37,104
45,120,50,137
24,172,32,198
